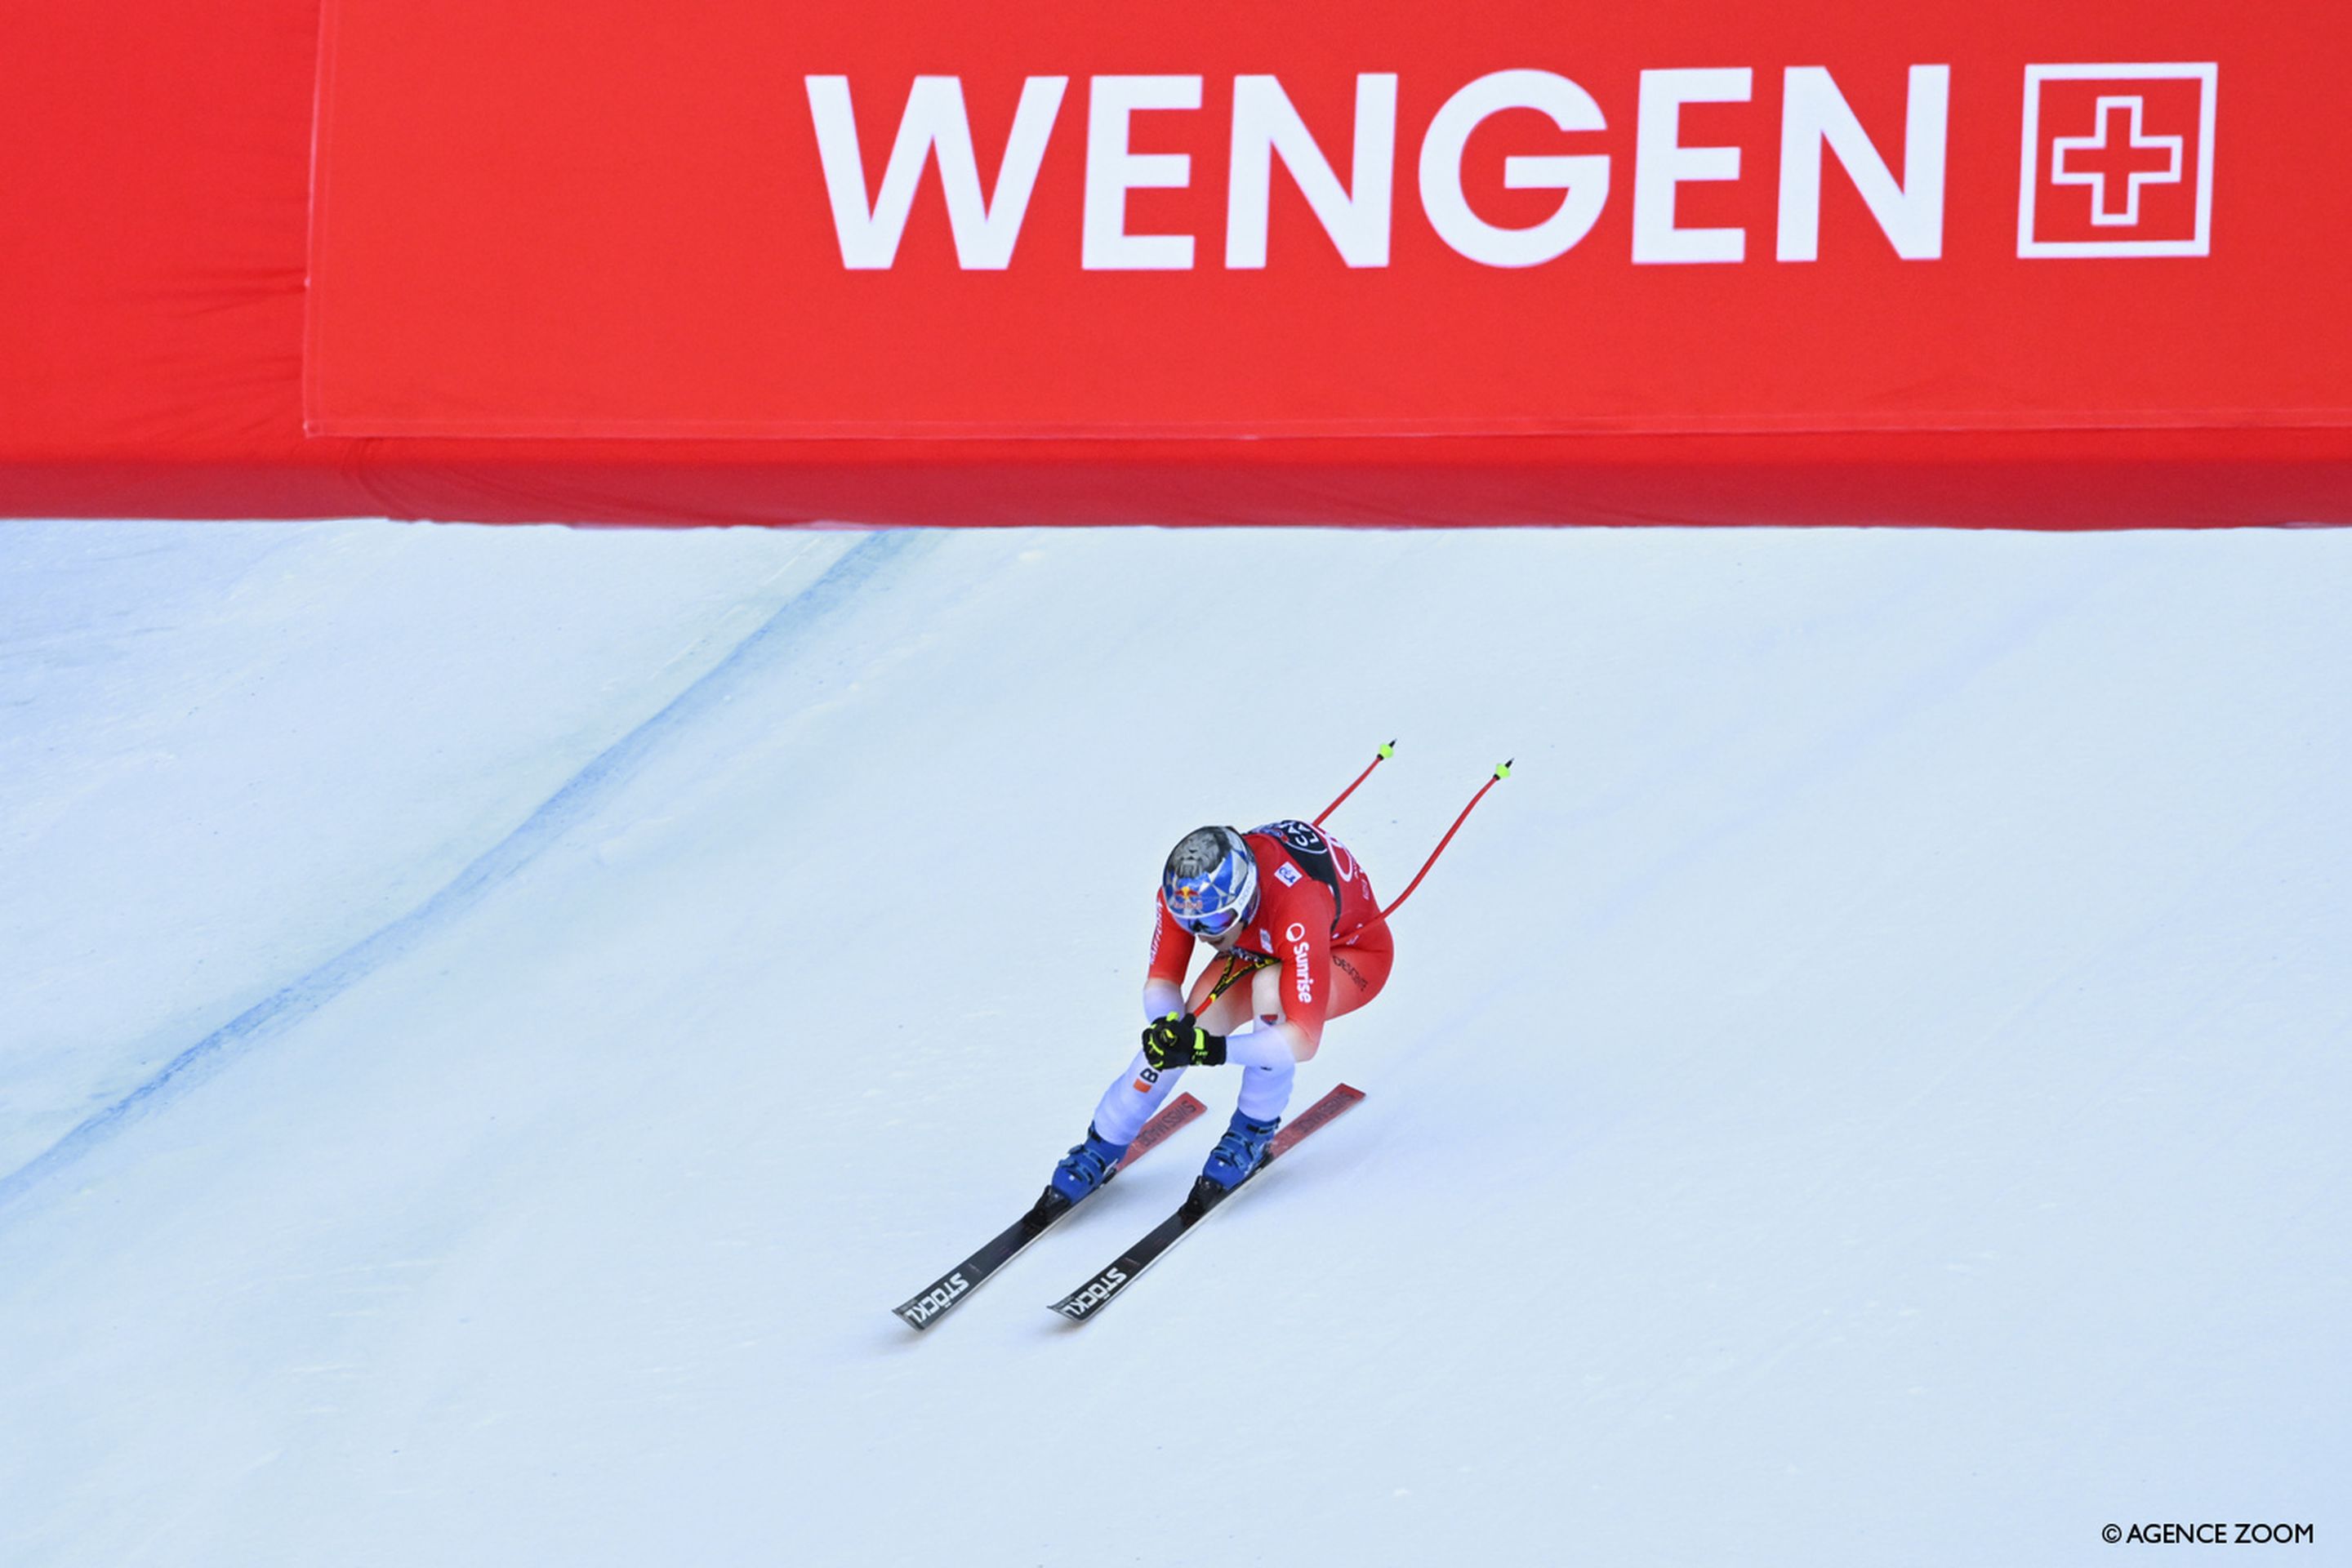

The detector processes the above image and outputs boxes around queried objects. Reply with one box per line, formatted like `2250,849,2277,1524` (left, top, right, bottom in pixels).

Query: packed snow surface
1,519,2345,1566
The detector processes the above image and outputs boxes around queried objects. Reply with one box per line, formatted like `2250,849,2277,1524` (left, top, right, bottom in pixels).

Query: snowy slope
1,520,864,1177
1,520,2345,1567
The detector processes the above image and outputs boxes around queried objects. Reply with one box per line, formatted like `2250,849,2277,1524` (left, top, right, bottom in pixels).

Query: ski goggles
1166,861,1257,940
1178,902,1246,939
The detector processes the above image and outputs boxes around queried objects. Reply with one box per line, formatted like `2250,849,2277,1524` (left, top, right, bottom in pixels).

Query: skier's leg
1325,919,1394,1022
1204,959,1298,1189
1089,1050,1183,1146
1201,1073,1285,1189
1217,924,1392,1071
1059,956,1263,1200
1191,980,1259,1037
1194,965,1289,1111
1234,1054,1294,1121
1206,928,1388,1187
1183,955,1267,1031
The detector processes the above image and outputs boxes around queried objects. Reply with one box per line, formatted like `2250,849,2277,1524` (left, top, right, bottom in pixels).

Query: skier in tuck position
889,751,1506,1333
1047,817,1393,1204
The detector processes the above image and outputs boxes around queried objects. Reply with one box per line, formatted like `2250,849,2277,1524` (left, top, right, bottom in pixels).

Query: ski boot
1192,1109,1281,1205
1048,1123,1131,1205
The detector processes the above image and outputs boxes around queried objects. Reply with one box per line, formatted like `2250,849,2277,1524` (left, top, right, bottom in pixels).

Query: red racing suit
1145,819,1394,1055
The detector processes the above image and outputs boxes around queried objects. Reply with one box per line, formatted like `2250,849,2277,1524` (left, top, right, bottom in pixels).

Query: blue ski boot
1049,1124,1130,1205
1198,1109,1281,1192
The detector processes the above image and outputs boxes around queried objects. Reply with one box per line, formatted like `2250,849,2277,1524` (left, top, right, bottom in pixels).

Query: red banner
3,0,2348,528
307,0,2352,440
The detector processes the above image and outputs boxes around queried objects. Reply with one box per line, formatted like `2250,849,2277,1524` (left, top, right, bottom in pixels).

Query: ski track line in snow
0,528,920,1224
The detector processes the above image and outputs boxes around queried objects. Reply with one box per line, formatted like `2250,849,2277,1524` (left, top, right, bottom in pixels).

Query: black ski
892,1090,1207,1331
1049,1083,1365,1324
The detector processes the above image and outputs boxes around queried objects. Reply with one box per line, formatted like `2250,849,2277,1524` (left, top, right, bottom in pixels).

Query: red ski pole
1315,741,1396,827
1375,760,1512,924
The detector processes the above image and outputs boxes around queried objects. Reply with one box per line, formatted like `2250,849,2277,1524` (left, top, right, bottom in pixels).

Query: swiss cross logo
2019,63,2217,257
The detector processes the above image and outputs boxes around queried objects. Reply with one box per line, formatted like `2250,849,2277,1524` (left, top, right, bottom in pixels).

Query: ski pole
1160,951,1271,1026
1374,760,1512,924
1201,951,1272,1007
1314,740,1396,827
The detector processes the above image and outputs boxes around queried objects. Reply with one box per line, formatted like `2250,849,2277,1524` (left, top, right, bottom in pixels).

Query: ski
1049,1083,1366,1324
891,1090,1208,1331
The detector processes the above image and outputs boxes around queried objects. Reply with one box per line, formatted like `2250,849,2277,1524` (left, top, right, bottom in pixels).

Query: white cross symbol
2050,95,2185,227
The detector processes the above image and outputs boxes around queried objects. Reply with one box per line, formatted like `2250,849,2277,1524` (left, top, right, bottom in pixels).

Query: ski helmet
1162,826,1259,940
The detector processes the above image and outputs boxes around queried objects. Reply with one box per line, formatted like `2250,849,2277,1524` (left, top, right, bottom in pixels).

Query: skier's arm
1223,1018,1313,1066
1145,1013,1313,1069
1142,894,1192,1021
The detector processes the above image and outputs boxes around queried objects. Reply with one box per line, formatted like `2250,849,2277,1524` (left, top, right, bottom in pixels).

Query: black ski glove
1142,1011,1227,1070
